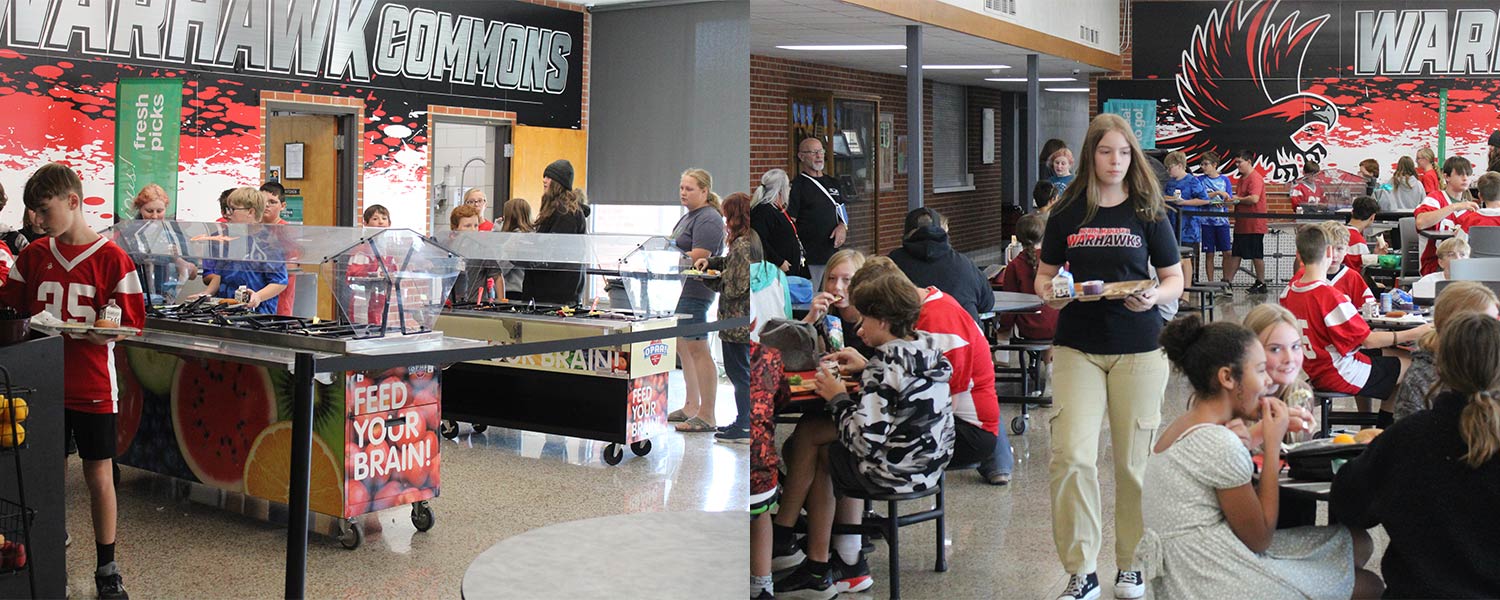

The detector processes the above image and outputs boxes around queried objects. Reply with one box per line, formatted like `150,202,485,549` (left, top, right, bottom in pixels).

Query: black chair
993,338,1052,434
1181,280,1228,321
832,473,950,600
1315,390,1379,437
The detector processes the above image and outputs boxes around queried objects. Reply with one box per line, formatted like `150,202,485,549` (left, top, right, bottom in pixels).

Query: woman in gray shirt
670,168,727,432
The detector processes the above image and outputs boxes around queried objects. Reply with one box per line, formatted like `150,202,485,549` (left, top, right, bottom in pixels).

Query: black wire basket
0,497,32,576
0,388,31,454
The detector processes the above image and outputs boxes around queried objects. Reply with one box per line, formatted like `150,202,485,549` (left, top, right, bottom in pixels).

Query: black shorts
828,443,883,497
950,420,997,466
1357,353,1401,401
1232,233,1265,259
64,410,116,461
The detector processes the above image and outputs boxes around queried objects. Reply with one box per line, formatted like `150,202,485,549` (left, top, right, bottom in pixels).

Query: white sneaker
1114,570,1145,599
1057,573,1101,600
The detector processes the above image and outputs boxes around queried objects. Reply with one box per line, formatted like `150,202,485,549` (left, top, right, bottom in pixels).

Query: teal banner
1104,99,1158,150
114,78,183,221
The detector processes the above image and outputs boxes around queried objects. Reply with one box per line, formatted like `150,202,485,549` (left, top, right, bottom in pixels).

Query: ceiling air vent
983,0,1017,17
1079,25,1099,45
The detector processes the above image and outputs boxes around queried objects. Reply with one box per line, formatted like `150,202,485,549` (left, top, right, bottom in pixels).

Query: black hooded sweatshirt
887,221,994,325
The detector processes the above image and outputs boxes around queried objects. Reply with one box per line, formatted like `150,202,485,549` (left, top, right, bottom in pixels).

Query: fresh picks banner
113,78,182,221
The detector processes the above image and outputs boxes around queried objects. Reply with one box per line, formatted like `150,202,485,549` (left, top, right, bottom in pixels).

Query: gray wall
588,0,750,206
1040,91,1091,158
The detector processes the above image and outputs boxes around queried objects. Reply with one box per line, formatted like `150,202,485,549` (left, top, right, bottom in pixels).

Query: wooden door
266,114,339,319
266,115,338,226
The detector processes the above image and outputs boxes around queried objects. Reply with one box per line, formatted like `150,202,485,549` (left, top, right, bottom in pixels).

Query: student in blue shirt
1195,151,1235,285
198,187,288,314
1163,151,1207,283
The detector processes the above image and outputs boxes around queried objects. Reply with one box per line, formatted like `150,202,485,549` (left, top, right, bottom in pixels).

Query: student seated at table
1343,195,1389,272
1413,156,1478,275
1236,305,1321,447
998,213,1059,351
773,265,954,598
1138,315,1381,599
801,249,871,357
1332,311,1500,597
1319,221,1376,307
1411,237,1470,302
198,187,288,314
1453,171,1500,233
887,207,993,325
1280,225,1431,428
1391,281,1499,421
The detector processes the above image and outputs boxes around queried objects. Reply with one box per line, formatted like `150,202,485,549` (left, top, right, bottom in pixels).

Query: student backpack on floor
749,261,792,343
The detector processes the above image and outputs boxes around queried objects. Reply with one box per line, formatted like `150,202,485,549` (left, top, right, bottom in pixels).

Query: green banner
114,78,183,222
1437,88,1448,163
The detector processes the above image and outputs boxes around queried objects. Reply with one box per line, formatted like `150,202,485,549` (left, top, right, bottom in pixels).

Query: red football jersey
1343,226,1368,272
1453,209,1500,233
1288,180,1321,208
1329,264,1375,308
916,288,999,435
0,244,11,283
1280,279,1372,395
1413,191,1468,275
0,236,144,413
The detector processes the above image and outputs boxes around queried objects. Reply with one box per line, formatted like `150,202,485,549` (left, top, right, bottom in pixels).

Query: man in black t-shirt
788,137,847,284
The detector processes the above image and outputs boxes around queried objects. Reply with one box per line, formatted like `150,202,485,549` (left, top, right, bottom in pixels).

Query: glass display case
107,221,464,352
430,230,691,317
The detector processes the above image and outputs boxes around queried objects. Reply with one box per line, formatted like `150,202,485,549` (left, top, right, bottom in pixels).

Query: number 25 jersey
0,236,144,413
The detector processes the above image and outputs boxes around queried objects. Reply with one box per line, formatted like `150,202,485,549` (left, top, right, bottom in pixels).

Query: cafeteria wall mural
1100,0,1500,181
0,0,584,230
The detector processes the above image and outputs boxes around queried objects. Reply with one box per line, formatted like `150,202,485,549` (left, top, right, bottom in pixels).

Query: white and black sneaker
1056,573,1100,600
1114,570,1145,599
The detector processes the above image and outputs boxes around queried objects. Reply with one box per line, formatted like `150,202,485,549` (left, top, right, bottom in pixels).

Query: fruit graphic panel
345,367,442,518
626,373,669,444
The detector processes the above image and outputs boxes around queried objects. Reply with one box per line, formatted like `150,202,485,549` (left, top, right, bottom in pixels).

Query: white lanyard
802,173,847,224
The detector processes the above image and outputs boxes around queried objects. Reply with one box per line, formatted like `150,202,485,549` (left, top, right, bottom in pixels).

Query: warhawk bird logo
1159,0,1338,181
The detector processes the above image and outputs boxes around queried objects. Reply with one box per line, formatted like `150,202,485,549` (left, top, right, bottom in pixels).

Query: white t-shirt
1412,272,1446,300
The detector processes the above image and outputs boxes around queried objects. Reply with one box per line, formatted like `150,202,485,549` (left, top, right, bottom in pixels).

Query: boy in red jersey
1280,225,1429,429
1413,156,1479,275
0,163,142,599
1453,172,1500,233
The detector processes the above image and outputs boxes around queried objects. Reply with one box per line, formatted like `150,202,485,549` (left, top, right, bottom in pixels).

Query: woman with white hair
750,168,810,279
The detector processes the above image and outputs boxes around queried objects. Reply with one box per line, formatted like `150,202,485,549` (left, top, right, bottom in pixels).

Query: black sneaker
95,563,128,600
1056,572,1100,600
715,426,752,444
774,560,835,600
1248,280,1269,294
1114,570,1145,599
829,552,873,593
771,529,805,572
751,589,776,600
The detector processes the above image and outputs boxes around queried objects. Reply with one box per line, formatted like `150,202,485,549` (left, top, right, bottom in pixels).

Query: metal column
906,25,923,212
284,352,316,599
1025,54,1040,202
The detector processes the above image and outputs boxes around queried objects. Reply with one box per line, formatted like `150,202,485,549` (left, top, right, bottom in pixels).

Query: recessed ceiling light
777,44,906,51
985,77,1078,82
900,64,1012,70
1045,87,1092,93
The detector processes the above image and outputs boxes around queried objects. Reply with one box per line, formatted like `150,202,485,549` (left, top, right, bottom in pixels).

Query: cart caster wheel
630,439,651,457
602,443,625,466
1010,416,1027,435
337,519,363,550
410,501,435,532
471,423,488,433
440,420,459,440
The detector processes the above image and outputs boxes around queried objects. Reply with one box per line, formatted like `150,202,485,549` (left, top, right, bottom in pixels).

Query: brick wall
751,55,1008,255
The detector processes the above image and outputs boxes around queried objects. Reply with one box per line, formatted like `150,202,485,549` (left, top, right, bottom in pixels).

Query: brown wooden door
266,115,338,226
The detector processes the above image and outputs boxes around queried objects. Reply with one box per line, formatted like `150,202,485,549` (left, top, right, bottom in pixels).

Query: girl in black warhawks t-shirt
1033,113,1185,600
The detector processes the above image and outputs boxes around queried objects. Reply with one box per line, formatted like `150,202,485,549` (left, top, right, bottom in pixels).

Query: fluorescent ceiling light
1045,87,1091,93
900,64,1011,70
777,44,906,51
986,77,1077,82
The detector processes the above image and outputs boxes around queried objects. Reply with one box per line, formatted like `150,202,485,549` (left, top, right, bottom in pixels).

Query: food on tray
1354,428,1383,444
1331,433,1357,445
705,269,720,276
1384,310,1407,318
680,268,701,275
1080,280,1105,296
94,318,119,328
786,374,803,386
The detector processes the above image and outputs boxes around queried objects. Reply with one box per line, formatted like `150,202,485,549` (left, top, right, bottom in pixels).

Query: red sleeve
0,246,30,311
479,220,495,232
1454,211,1477,232
0,245,11,284
1321,291,1370,356
108,248,146,329
1348,228,1365,246
1289,182,1306,207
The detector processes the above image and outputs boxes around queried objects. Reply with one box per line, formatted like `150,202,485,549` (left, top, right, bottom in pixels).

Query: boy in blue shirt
1195,151,1235,285
198,187,288,314
1164,151,1207,283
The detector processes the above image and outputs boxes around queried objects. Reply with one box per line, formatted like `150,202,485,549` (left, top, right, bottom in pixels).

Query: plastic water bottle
1005,235,1023,263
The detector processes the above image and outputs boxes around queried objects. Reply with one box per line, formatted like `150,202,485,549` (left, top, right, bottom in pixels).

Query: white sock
833,534,861,565
751,574,773,595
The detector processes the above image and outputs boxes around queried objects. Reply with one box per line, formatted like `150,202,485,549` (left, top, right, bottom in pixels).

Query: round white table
462,510,743,599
